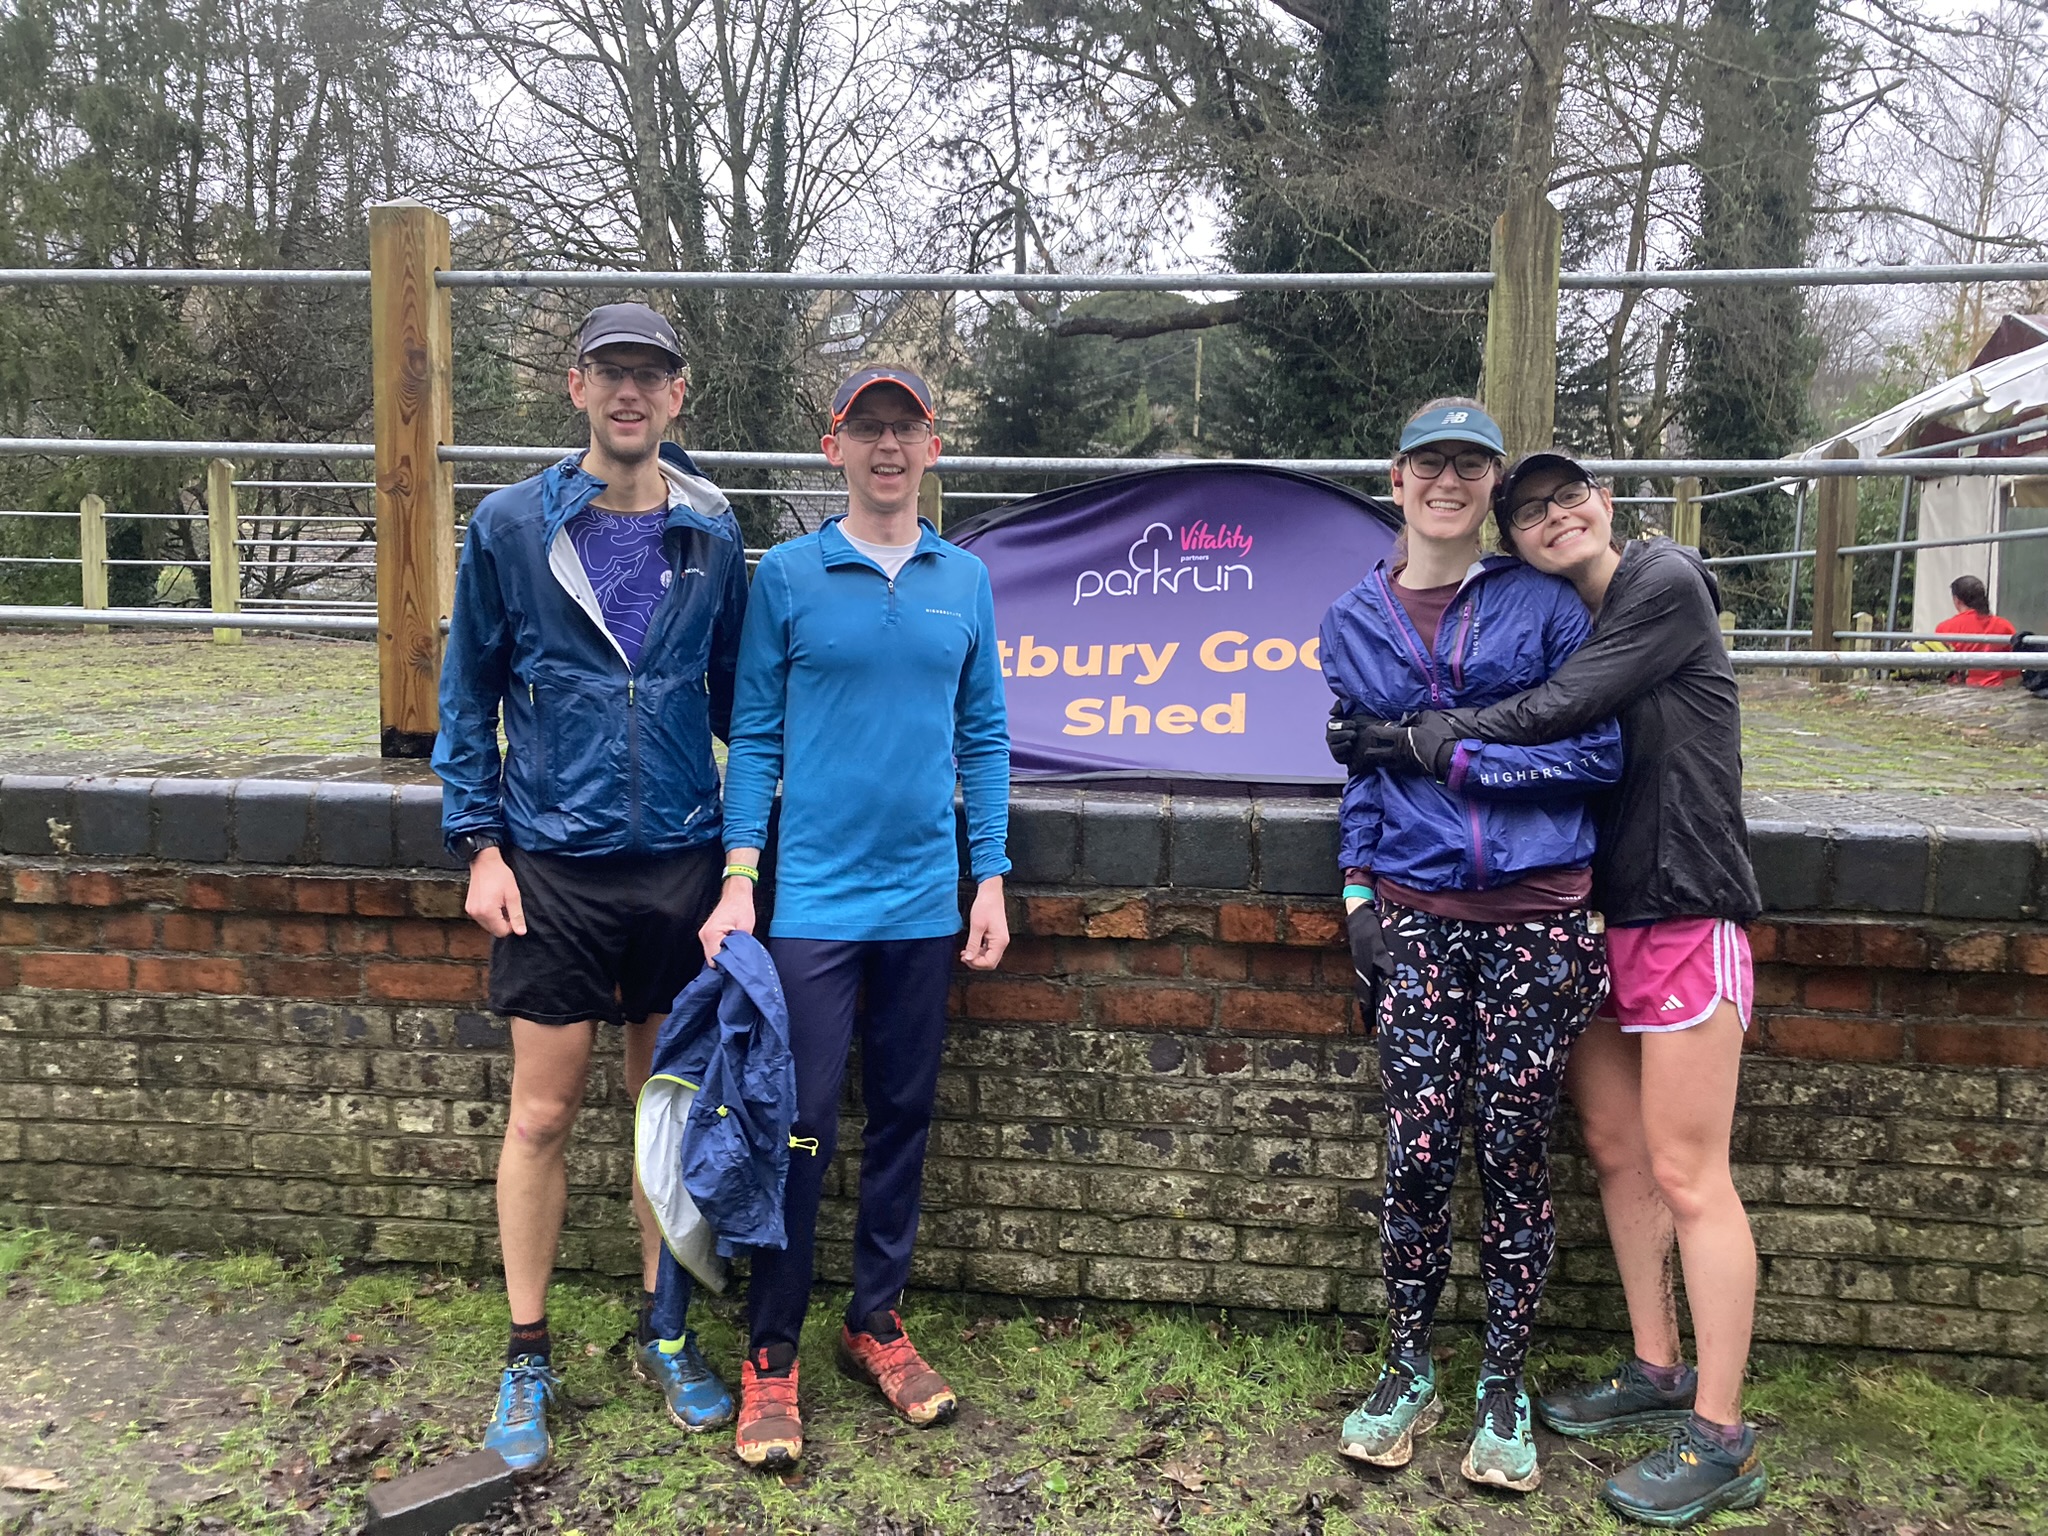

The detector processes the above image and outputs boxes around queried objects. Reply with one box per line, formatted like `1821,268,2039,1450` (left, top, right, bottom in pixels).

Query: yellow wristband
722,863,760,883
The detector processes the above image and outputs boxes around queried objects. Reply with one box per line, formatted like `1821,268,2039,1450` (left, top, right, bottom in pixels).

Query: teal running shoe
633,1333,736,1431
484,1355,560,1472
1537,1357,1696,1439
1337,1357,1441,1468
1461,1374,1540,1492
1602,1418,1766,1529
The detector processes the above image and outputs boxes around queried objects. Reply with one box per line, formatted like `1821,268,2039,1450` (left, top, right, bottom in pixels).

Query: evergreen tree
1681,0,1828,622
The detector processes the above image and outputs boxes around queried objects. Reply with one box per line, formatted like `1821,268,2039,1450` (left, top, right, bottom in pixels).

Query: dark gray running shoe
1536,1357,1696,1439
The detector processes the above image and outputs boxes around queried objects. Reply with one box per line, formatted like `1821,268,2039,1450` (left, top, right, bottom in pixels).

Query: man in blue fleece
700,364,1010,1469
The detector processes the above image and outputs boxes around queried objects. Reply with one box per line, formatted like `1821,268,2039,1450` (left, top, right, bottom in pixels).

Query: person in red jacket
1934,574,2017,687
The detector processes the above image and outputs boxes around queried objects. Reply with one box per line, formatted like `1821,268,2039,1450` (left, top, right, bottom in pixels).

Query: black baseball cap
831,366,934,428
1494,450,1599,543
575,303,683,366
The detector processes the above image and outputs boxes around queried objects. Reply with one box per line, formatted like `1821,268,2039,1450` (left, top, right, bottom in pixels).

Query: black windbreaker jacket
1434,538,1761,926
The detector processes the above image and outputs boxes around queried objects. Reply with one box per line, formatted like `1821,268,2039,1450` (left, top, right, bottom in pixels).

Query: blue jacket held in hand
1319,554,1623,891
642,931,799,1260
434,442,750,857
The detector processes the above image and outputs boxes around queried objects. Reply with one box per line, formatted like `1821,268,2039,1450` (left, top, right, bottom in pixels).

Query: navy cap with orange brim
831,366,935,428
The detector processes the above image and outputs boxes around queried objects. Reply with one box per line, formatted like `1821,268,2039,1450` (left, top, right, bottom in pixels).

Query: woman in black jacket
1396,451,1766,1531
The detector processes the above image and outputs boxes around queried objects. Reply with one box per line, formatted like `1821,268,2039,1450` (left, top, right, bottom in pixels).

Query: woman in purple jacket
1321,400,1620,1493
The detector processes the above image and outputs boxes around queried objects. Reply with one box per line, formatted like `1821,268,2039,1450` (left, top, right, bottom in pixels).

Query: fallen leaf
0,1467,68,1492
1123,1434,1168,1462
1143,1383,1190,1406
1160,1460,1206,1494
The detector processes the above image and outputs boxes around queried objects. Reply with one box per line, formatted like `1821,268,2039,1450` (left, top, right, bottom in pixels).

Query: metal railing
7,246,2048,750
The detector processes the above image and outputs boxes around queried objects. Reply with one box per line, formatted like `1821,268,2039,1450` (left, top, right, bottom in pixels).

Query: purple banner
948,465,1399,782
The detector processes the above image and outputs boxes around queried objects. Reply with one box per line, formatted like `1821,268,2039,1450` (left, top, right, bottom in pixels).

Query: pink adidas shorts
1597,917,1752,1033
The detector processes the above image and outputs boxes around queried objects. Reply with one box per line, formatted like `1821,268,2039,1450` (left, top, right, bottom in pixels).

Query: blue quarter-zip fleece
722,516,1011,941
434,443,750,857
1320,554,1622,890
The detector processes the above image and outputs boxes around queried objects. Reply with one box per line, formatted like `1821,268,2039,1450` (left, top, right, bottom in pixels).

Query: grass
2,631,2046,793
1,1229,2043,1535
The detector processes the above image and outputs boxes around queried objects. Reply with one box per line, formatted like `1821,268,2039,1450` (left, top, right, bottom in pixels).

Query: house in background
1802,314,2048,636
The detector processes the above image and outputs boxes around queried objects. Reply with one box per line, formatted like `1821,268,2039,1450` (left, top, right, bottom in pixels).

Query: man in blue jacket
699,364,1010,1469
434,303,749,1471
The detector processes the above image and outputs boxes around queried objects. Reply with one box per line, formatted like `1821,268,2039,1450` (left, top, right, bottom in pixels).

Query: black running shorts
488,843,722,1026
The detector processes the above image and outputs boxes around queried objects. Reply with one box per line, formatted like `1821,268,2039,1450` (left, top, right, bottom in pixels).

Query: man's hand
699,850,761,965
464,845,526,937
960,876,1009,970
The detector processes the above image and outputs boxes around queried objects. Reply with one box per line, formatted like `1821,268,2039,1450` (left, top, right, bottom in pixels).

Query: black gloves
1325,702,1461,780
1346,898,1394,1030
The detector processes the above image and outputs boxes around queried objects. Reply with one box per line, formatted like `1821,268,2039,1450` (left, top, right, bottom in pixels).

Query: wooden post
1719,610,1736,652
370,201,456,758
1481,189,1564,458
918,471,944,533
1810,440,1860,656
1671,476,1701,549
78,493,108,633
206,459,242,645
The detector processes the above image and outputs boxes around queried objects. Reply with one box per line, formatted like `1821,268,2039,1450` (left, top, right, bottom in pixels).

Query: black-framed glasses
1507,478,1596,529
580,361,678,391
837,418,933,444
1402,447,1500,482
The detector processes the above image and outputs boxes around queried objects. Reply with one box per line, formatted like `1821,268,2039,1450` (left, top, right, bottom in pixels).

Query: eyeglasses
580,362,678,391
837,418,933,444
1507,478,1596,529
1402,448,1500,482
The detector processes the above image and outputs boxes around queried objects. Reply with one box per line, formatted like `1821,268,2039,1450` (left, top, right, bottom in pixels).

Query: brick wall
3,841,2043,1392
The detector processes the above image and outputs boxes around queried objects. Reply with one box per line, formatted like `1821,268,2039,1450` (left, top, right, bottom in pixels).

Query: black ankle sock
508,1317,551,1364
636,1289,658,1346
752,1341,798,1376
855,1308,903,1342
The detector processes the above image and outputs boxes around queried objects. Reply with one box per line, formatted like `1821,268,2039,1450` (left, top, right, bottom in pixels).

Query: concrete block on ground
363,1449,516,1536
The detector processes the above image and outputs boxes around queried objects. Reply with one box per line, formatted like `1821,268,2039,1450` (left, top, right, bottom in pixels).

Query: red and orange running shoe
734,1349,803,1469
837,1311,958,1425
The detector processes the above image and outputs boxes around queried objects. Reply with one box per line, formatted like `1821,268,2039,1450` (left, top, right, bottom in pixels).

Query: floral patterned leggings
1375,901,1610,1379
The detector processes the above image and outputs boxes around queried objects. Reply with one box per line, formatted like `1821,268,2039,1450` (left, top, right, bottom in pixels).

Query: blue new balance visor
1398,404,1506,457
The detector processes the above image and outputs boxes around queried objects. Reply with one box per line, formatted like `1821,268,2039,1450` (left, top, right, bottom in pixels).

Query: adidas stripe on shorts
1597,917,1753,1034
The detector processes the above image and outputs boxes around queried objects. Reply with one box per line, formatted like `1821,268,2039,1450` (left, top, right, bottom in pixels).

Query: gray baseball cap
575,303,683,366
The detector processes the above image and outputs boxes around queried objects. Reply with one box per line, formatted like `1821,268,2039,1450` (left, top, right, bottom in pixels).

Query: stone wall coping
2,773,2043,920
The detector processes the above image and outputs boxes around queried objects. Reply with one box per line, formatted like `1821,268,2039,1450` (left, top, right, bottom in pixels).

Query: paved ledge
3,774,2046,918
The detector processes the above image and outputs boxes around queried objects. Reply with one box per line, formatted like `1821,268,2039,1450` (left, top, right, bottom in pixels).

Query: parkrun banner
947,465,1400,783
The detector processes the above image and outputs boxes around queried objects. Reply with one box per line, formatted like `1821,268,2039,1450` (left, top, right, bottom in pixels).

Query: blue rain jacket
434,442,750,857
1319,554,1623,891
645,931,798,1258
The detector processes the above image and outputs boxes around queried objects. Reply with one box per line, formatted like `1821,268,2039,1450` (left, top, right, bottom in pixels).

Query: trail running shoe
1602,1418,1767,1529
483,1354,559,1473
1461,1374,1540,1492
837,1312,958,1425
1337,1357,1441,1468
734,1351,803,1469
633,1333,736,1431
1537,1356,1697,1439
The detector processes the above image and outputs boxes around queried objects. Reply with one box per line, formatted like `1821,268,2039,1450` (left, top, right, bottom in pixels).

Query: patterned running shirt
568,504,669,666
